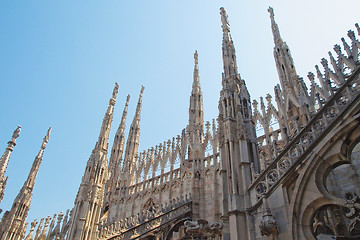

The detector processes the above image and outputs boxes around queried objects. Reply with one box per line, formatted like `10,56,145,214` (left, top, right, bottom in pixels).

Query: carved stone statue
194,50,198,65
184,220,203,234
113,82,119,99
259,206,279,236
11,126,21,142
220,7,230,31
268,6,274,19
184,219,223,238
41,127,51,149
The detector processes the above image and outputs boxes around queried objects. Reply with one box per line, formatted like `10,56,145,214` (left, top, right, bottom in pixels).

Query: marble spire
0,126,21,203
188,50,204,159
220,7,239,80
95,82,119,153
104,94,130,205
122,86,144,186
67,83,119,240
0,128,51,240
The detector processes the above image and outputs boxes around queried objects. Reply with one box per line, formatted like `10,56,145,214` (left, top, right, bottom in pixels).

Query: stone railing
99,194,192,240
124,151,219,197
249,66,360,200
127,167,181,195
129,119,219,186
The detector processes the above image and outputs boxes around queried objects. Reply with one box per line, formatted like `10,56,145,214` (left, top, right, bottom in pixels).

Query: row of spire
0,5,321,239
0,127,51,240
67,83,145,239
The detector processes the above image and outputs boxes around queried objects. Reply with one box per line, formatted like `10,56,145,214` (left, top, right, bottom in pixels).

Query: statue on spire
268,6,283,45
194,50,198,65
220,7,230,31
112,82,119,100
11,126,21,142
268,6,274,19
0,125,22,204
41,127,51,149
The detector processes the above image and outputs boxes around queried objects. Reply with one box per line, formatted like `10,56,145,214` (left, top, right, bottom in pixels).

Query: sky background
0,0,359,230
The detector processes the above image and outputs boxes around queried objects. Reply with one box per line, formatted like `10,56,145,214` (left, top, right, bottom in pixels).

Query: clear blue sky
0,0,359,228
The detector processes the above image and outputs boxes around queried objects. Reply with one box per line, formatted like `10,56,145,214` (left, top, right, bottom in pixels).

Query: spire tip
41,127,51,149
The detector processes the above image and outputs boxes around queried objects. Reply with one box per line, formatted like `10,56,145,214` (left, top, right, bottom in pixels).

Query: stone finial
334,44,341,55
321,58,328,68
348,30,355,40
341,37,351,55
328,51,336,63
260,97,265,110
265,94,272,104
252,99,258,110
315,65,323,79
355,23,360,35
24,219,38,240
176,135,181,145
212,119,217,134
167,139,171,148
171,137,175,150
205,121,211,133
307,72,315,84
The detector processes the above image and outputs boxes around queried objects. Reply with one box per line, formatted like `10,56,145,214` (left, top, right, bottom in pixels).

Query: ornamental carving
259,207,278,236
183,219,223,239
312,193,360,239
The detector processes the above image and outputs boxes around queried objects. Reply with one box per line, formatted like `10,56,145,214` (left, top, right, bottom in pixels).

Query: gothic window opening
312,142,360,239
146,166,153,180
185,146,189,160
312,203,360,239
325,142,360,199
163,159,172,175
155,163,162,177
205,140,213,157
343,66,353,77
255,119,265,137
174,153,181,170
223,99,227,117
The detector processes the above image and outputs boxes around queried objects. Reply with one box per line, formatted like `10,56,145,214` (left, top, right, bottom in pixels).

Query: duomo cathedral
0,6,360,240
